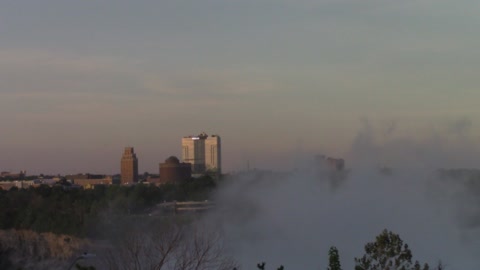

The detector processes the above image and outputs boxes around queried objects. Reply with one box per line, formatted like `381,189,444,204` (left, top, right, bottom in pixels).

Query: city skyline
2,2,480,269
2,1,480,174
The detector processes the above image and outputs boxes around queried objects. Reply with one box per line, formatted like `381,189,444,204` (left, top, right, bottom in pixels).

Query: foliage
254,262,284,270
327,246,342,270
238,230,445,270
354,229,430,270
0,229,90,269
75,263,96,270
101,222,238,270
0,241,13,270
0,176,218,237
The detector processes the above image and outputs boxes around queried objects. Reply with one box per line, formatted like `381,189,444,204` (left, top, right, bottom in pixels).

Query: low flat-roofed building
72,177,112,189
0,170,26,179
0,181,16,190
65,173,106,180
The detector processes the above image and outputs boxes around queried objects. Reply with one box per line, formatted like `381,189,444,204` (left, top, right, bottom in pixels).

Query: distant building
315,155,345,171
159,156,192,184
64,174,112,189
314,155,348,185
0,181,24,190
145,177,160,185
111,175,121,185
121,147,138,184
0,179,55,190
65,173,105,180
0,170,26,179
205,135,221,174
73,177,112,189
181,133,221,175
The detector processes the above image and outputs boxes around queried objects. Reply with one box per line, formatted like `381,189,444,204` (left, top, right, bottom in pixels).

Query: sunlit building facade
182,133,221,175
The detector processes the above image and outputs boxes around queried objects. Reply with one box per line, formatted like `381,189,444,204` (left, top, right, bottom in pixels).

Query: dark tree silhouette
354,229,429,270
327,246,342,270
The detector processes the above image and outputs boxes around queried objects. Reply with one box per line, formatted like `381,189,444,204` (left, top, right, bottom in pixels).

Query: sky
1,0,480,174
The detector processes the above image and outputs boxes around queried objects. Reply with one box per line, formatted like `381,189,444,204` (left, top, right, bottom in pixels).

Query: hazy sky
1,0,480,174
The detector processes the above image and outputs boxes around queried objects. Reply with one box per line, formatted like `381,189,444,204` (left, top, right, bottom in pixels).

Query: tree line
0,176,217,237
0,227,448,270
256,229,444,270
89,228,445,270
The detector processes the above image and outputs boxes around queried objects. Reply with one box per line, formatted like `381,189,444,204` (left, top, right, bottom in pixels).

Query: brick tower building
121,147,138,184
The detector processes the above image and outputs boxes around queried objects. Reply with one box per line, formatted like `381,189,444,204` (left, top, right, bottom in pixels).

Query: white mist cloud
200,119,480,269
209,168,480,269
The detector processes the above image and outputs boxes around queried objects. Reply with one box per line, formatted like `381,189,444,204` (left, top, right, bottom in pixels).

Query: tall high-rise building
121,147,138,184
182,132,221,175
205,135,221,173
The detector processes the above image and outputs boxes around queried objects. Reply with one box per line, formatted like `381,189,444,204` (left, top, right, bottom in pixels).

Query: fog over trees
201,121,480,269
207,168,480,269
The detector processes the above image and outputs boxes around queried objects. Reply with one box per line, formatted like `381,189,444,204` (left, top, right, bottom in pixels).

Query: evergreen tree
327,246,342,270
355,229,429,270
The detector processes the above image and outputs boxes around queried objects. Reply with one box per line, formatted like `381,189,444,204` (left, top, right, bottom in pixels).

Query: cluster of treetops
0,175,217,237
242,230,444,270
70,229,444,270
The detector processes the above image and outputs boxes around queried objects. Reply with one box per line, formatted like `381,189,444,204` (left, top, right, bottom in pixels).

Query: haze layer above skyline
1,0,480,174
